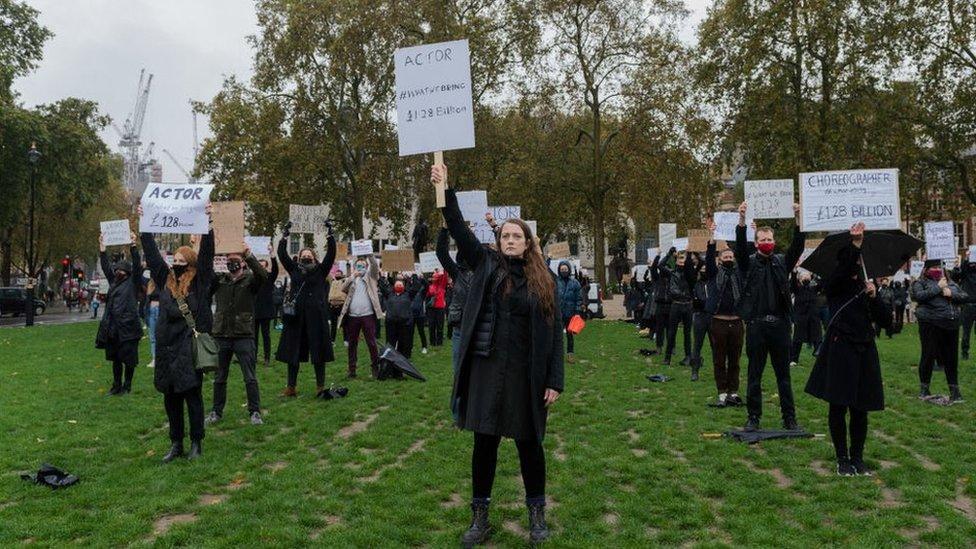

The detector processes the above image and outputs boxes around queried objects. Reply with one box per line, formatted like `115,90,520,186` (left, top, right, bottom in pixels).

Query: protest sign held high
745,179,795,219
100,220,131,246
799,168,900,232
139,183,215,234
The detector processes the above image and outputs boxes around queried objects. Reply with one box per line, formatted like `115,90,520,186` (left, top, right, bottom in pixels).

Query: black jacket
142,231,215,394
437,227,471,327
254,258,279,320
955,260,976,304
442,188,564,442
911,277,969,328
96,246,144,347
211,253,268,338
653,250,674,304
704,241,743,316
275,235,337,365
735,224,805,320
384,290,414,322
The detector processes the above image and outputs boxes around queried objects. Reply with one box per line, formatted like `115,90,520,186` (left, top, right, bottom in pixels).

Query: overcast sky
14,0,710,183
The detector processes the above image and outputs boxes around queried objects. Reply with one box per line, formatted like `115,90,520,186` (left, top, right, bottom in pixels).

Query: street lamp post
25,142,41,327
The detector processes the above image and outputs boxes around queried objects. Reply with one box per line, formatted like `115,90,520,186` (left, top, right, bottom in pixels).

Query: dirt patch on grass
152,513,197,537
604,512,619,526
264,461,288,473
623,429,640,443
309,516,343,540
441,493,464,509
503,520,529,537
874,430,941,471
810,460,831,476
880,486,903,509
631,448,647,458
224,475,248,491
737,459,793,489
898,515,939,543
335,413,379,440
197,494,227,506
359,439,427,483
952,478,976,523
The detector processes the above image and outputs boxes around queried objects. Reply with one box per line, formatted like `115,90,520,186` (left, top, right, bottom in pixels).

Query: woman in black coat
140,207,215,463
275,222,336,397
805,223,890,477
434,165,563,546
96,231,143,395
790,270,823,365
254,255,279,367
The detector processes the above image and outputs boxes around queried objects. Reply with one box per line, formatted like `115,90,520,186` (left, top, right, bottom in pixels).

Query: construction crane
115,69,154,194
162,148,194,183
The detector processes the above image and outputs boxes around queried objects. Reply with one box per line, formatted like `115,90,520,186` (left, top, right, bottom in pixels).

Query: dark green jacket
211,253,268,338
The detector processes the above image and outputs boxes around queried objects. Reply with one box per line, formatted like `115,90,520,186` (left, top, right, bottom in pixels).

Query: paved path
0,308,98,328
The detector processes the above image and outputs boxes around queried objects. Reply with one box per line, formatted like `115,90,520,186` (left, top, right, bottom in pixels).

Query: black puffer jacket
912,277,969,328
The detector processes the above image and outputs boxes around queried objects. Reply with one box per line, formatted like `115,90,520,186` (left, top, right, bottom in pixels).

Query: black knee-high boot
109,361,123,395
123,364,136,393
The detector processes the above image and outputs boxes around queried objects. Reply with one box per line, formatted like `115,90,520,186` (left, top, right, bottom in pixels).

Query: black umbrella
800,230,922,280
378,345,426,382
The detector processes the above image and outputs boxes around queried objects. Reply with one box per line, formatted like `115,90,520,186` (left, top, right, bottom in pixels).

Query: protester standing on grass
339,255,383,378
434,163,563,546
736,201,805,432
427,268,449,347
276,221,337,397
254,252,279,367
410,273,430,354
688,253,710,381
912,259,967,401
663,249,693,367
205,242,269,427
703,225,744,406
805,223,890,476
651,250,673,354
892,280,909,333
96,231,143,396
789,270,822,366
140,204,214,462
954,258,976,359
555,260,582,362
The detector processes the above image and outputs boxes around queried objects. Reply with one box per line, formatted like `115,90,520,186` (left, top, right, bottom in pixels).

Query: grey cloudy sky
14,0,710,182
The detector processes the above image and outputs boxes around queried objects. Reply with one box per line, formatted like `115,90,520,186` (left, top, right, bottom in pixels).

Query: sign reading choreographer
100,219,131,247
139,183,215,235
289,204,329,235
745,179,794,219
799,168,900,232
924,221,956,260
394,39,475,156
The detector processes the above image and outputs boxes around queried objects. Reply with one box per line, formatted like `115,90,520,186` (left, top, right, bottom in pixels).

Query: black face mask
115,271,128,282
559,269,569,279
226,260,242,273
173,264,187,278
300,258,314,266
721,260,734,269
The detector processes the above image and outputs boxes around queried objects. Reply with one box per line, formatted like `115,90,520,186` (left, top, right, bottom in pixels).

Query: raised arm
270,257,279,281
277,235,297,274
705,241,717,281
140,232,169,289
245,249,268,290
315,234,337,278
128,243,142,293
436,227,460,278
683,254,698,288
441,187,485,269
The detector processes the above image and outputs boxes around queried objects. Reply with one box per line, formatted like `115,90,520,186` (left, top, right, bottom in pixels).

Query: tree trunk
591,87,607,288
1,228,11,286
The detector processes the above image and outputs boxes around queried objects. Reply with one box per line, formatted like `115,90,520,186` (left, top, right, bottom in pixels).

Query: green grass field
1,319,975,547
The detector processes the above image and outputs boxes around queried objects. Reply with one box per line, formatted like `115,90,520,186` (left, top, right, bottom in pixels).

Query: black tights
828,404,868,462
471,433,546,501
287,361,325,388
111,360,136,389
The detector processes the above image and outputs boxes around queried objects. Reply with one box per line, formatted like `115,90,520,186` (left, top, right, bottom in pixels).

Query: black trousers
213,337,261,415
329,305,344,342
563,316,575,354
254,318,272,361
164,378,205,443
386,318,414,359
287,361,325,388
654,303,670,349
918,321,960,386
894,307,905,332
961,305,976,355
828,404,868,462
111,360,137,390
472,433,545,501
745,318,796,421
691,311,711,364
428,308,446,346
666,302,692,360
414,317,428,349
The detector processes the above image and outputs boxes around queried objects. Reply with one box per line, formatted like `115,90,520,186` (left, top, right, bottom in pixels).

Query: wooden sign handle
433,151,446,208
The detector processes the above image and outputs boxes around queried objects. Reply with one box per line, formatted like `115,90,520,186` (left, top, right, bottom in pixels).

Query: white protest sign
945,258,958,270
893,270,908,283
658,224,676,250
419,251,441,273
799,248,816,267
245,236,272,258
414,262,422,273
910,260,924,279
713,212,755,242
394,39,475,156
745,179,795,219
384,244,399,251
799,168,900,232
456,191,488,223
635,265,650,280
351,239,374,257
139,183,214,234
100,220,131,247
924,221,955,261
673,238,688,252
646,247,659,260
289,204,329,235
524,220,538,237
968,245,976,261
491,205,521,221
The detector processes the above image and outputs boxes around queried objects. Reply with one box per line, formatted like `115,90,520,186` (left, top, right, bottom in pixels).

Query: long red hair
496,219,556,320
166,245,198,298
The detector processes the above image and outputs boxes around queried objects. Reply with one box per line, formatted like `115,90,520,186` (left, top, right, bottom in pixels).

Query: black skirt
105,337,140,365
805,333,884,411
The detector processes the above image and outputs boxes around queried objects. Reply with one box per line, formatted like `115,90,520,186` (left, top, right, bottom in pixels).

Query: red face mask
394,281,405,294
927,269,943,282
757,242,775,255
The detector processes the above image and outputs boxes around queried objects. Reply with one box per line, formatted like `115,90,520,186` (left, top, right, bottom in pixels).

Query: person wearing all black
640,265,657,335
663,249,693,366
435,165,563,546
805,223,890,476
206,243,269,426
912,259,968,401
874,278,896,339
891,280,909,332
410,274,430,353
735,201,805,432
254,256,279,366
704,234,744,406
384,278,415,358
96,231,143,395
954,259,976,359
272,279,286,328
651,251,672,353
141,212,216,462
276,222,337,397
689,255,710,381
789,271,822,365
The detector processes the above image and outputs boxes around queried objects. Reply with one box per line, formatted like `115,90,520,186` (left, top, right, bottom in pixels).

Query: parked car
0,287,47,317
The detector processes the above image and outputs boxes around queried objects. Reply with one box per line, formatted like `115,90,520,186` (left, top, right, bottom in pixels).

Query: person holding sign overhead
911,260,967,402
338,254,384,379
139,202,215,462
736,200,806,432
95,229,143,396
276,220,338,397
433,163,562,546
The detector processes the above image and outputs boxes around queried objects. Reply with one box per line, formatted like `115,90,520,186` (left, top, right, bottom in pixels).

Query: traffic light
61,257,70,268
75,269,85,280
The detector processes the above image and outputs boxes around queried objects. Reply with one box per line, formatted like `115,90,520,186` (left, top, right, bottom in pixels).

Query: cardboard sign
139,183,215,234
100,219,131,247
713,211,755,242
658,223,676,250
548,241,571,259
419,251,441,273
245,236,272,258
212,201,246,254
924,221,955,260
673,237,688,252
745,179,795,219
336,242,349,259
687,229,711,253
382,249,415,272
351,239,374,257
289,204,329,234
394,39,475,156
799,168,900,232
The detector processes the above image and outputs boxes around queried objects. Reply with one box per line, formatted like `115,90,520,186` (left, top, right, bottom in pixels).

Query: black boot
161,443,184,463
122,364,135,393
107,384,122,396
919,383,931,398
187,440,202,460
461,501,491,547
528,501,550,543
950,385,964,402
690,358,700,382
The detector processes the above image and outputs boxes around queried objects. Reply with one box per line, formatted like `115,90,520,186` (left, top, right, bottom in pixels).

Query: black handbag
282,280,306,318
